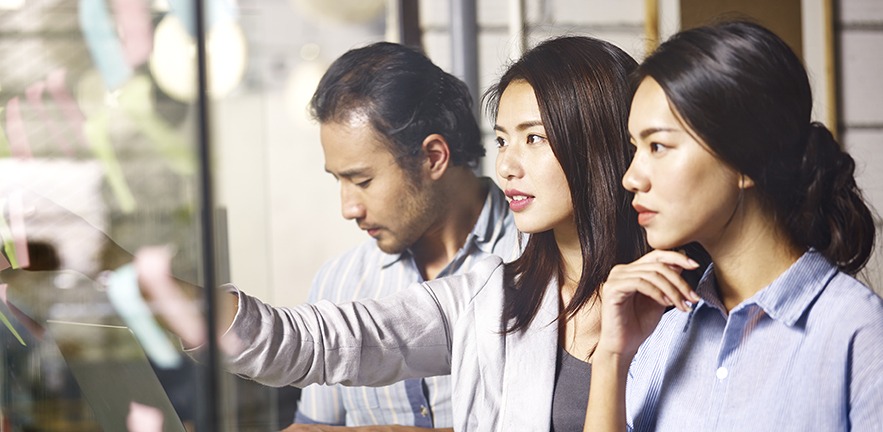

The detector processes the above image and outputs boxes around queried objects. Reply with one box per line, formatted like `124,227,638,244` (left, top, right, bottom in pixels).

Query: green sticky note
0,107,11,158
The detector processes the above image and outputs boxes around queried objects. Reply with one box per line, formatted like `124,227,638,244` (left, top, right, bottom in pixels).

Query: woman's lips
633,203,657,226
637,211,656,226
507,195,534,212
505,189,535,212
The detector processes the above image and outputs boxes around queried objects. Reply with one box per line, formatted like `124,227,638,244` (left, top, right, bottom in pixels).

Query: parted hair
483,36,647,333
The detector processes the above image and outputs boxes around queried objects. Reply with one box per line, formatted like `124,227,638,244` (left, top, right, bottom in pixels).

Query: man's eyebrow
326,167,370,179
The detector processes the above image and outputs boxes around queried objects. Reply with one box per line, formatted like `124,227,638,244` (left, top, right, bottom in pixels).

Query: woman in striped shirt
586,20,883,431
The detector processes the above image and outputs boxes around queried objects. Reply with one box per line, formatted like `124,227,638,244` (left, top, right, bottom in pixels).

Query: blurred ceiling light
152,0,170,12
300,43,320,61
291,0,385,24
149,14,247,102
0,0,25,10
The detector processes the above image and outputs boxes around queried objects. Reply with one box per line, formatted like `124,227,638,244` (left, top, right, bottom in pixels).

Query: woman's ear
738,174,755,190
422,134,451,180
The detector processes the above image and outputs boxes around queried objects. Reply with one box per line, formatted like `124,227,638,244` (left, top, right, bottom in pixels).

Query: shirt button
716,367,729,380
420,405,429,417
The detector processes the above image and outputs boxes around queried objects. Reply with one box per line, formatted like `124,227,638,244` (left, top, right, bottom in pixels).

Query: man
288,43,519,430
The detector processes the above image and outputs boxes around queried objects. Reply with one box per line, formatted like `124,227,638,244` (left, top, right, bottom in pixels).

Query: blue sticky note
79,0,133,90
106,264,182,369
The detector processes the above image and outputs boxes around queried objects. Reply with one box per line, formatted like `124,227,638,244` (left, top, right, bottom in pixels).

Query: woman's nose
622,157,649,193
496,146,523,181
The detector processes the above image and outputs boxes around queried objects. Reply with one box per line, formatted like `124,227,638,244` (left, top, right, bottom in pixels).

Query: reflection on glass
0,1,205,430
0,0,395,429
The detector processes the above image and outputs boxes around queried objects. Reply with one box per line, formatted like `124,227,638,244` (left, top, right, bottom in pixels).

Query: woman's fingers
635,270,692,311
607,271,687,312
605,252,703,311
635,249,700,270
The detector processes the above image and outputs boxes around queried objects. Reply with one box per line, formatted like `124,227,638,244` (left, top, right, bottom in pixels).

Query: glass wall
0,1,392,430
0,0,211,430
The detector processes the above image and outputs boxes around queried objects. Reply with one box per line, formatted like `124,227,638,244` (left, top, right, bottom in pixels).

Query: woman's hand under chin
596,250,701,360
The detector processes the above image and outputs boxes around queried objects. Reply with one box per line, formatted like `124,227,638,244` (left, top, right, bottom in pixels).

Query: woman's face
623,77,743,250
494,80,574,234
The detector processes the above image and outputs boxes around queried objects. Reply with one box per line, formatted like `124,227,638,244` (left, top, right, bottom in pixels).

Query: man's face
321,119,439,254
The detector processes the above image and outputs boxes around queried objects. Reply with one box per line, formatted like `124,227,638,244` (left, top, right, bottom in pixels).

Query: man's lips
359,225,382,236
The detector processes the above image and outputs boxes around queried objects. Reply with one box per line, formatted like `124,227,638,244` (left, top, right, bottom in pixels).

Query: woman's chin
646,235,683,252
512,222,549,235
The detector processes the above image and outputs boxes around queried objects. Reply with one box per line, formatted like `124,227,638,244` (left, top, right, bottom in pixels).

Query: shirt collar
380,177,509,268
471,178,511,253
691,249,837,326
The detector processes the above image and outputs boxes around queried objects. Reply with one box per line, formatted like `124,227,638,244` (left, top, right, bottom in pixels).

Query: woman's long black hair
483,36,647,333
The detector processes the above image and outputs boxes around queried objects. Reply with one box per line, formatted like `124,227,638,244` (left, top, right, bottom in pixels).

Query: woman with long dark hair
586,20,883,431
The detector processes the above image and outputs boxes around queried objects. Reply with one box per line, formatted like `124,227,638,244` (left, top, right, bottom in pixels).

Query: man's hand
134,246,242,355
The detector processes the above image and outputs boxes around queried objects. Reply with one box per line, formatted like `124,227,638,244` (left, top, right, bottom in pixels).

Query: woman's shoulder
815,271,883,328
423,255,505,297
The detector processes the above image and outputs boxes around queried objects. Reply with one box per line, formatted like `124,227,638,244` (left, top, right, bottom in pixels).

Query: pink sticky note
8,190,29,269
26,81,73,156
46,69,89,151
112,0,154,68
23,82,45,107
4,98,31,159
126,401,164,432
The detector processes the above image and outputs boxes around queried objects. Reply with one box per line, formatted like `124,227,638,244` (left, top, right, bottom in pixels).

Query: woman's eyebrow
494,120,544,133
636,126,679,140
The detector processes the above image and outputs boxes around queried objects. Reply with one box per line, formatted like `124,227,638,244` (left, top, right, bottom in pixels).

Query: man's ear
422,134,451,180
738,174,755,190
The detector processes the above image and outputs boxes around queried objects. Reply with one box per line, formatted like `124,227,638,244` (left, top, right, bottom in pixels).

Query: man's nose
340,186,366,220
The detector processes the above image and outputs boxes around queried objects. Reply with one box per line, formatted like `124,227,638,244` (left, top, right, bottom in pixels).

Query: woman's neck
703,203,803,312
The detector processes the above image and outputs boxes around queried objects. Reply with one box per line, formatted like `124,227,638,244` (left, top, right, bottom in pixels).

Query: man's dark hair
310,42,484,172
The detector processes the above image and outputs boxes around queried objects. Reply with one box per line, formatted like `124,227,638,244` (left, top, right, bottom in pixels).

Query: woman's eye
527,134,545,144
495,137,507,148
650,142,666,153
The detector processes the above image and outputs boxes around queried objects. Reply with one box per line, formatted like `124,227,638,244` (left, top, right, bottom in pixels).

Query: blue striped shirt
626,250,883,431
295,179,519,427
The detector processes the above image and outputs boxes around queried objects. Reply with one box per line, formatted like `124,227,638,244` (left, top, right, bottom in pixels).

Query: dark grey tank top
551,347,592,432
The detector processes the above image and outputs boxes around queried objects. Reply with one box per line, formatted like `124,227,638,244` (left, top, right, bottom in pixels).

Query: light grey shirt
221,255,563,432
295,181,519,427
